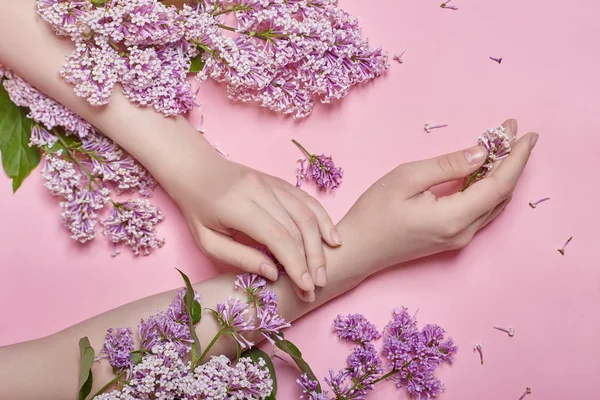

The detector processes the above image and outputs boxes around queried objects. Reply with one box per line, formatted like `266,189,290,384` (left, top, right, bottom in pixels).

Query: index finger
443,131,539,224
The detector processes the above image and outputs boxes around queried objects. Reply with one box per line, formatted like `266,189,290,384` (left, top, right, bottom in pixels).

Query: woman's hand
165,150,341,301
337,119,538,274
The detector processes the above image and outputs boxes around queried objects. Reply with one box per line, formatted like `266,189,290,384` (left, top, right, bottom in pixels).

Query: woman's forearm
0,0,217,192
0,215,375,400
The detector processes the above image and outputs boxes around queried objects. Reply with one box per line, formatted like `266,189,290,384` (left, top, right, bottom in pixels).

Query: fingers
446,131,538,225
218,203,316,295
196,228,280,280
401,145,488,197
274,189,328,287
287,186,342,247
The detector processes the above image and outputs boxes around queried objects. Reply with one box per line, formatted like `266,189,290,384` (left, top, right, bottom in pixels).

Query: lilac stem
441,1,459,10
557,236,573,255
529,197,550,208
292,139,315,160
518,387,532,400
474,343,484,365
493,326,515,337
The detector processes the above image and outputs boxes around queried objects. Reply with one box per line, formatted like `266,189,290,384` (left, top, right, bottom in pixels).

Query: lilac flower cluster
298,308,457,399
293,139,344,190
94,275,282,399
96,327,135,372
1,68,161,255
463,125,514,190
36,0,386,118
102,199,165,256
38,0,197,116
382,308,457,398
225,273,291,346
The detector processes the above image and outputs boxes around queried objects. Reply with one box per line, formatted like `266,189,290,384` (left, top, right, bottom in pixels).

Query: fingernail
301,271,315,291
330,229,342,245
529,133,539,148
315,267,327,287
464,146,487,164
260,263,278,281
507,118,518,134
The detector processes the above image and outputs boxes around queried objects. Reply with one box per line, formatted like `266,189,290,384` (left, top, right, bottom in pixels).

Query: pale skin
0,118,538,399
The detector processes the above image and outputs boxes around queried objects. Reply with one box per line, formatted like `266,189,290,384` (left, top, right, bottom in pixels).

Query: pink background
1,0,599,398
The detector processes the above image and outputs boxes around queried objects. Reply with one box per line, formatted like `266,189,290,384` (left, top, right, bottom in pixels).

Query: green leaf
189,50,206,73
78,337,95,400
191,300,202,325
130,350,144,365
241,347,277,400
274,338,321,393
0,83,41,192
175,268,202,366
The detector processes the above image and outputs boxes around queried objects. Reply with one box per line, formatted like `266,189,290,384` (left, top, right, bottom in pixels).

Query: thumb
402,145,488,196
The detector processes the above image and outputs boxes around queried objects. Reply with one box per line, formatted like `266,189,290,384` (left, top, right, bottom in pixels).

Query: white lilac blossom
190,355,273,399
36,0,387,118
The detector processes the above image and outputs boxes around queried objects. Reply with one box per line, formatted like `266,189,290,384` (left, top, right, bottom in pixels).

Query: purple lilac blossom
36,0,386,118
333,313,382,344
382,308,457,398
215,296,256,349
97,328,135,371
233,273,290,342
30,125,58,147
1,66,161,255
293,140,343,190
297,374,331,400
138,312,192,358
101,199,165,256
167,287,201,324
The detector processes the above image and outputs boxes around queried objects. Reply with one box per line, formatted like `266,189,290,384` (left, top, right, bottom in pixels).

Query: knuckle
436,155,457,181
241,172,263,189
287,225,304,245
268,223,289,241
438,221,462,239
298,209,317,226
495,180,512,201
